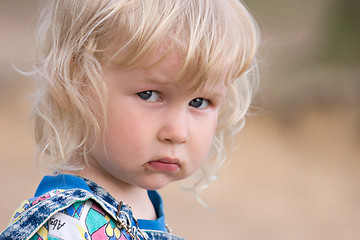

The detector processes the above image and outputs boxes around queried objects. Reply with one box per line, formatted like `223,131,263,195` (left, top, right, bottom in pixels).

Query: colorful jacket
0,174,184,240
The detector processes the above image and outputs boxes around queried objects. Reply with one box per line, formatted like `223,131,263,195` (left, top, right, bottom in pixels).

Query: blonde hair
32,0,259,193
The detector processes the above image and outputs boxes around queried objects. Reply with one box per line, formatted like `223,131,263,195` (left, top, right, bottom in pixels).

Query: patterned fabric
29,200,129,240
10,190,64,226
0,176,184,240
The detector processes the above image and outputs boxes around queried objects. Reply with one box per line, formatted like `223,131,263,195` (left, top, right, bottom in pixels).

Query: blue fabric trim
35,174,92,197
140,190,166,231
34,174,166,231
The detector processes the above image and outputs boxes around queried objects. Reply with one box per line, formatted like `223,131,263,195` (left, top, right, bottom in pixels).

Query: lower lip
147,161,180,172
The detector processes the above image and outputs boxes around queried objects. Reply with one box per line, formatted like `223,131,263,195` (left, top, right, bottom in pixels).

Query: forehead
144,46,182,73
104,37,230,94
142,48,228,93
104,47,227,98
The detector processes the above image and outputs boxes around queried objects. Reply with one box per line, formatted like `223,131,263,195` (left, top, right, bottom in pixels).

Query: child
0,0,259,239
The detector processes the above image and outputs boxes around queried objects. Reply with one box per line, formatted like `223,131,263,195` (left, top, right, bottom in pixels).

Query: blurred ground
1,0,359,239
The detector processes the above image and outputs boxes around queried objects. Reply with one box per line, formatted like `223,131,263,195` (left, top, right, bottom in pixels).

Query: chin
141,182,169,191
138,177,173,190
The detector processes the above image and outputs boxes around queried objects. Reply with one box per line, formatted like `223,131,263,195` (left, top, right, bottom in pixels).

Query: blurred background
0,0,359,239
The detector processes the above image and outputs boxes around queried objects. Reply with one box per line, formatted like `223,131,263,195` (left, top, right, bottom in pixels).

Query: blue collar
35,174,166,231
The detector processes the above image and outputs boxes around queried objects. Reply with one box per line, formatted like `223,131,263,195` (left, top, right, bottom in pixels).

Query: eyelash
136,90,210,109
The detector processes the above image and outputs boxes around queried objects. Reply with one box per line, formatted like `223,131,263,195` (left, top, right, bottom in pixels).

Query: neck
61,165,157,220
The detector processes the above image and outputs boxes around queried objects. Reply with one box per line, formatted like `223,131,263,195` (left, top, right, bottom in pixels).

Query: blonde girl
0,0,259,239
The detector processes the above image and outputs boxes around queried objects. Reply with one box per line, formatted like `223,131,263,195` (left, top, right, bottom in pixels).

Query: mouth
146,157,180,173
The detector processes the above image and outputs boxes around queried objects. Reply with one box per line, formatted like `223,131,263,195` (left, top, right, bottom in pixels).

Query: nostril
158,122,189,144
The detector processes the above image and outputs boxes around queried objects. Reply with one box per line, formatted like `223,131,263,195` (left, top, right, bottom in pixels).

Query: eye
189,98,209,109
137,90,161,102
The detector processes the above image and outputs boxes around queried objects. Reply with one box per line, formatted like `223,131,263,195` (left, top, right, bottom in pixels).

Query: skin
69,51,227,220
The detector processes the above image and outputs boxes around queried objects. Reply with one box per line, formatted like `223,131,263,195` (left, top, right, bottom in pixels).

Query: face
91,51,227,190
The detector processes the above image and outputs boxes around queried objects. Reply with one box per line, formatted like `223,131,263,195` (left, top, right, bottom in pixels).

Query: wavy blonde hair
32,0,259,193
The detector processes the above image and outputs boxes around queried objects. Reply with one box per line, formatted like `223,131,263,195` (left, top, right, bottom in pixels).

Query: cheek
206,112,219,139
192,115,218,159
106,110,148,148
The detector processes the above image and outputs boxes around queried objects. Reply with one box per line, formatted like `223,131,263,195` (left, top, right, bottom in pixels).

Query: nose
157,108,189,144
